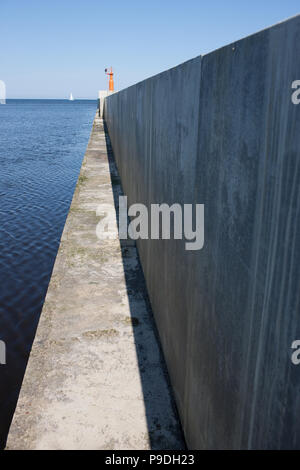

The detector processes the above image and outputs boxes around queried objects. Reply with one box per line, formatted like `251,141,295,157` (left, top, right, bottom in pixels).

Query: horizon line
4,97,98,100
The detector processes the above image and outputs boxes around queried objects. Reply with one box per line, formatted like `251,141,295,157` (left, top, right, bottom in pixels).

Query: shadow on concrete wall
103,122,186,450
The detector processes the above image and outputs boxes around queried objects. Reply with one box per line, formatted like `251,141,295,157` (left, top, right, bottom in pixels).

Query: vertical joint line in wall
183,55,203,426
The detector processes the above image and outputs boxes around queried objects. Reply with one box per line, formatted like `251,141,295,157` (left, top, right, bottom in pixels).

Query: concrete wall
98,90,115,118
98,91,109,118
104,15,300,449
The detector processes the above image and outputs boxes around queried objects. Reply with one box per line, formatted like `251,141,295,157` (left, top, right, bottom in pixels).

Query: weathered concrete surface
6,115,184,450
104,15,300,449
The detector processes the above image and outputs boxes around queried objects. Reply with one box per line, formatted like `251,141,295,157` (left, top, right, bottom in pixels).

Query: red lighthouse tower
105,67,114,92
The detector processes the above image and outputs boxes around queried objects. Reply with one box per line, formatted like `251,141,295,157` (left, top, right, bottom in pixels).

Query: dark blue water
0,99,96,446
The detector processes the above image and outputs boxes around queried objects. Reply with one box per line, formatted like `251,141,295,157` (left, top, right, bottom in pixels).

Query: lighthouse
105,67,114,92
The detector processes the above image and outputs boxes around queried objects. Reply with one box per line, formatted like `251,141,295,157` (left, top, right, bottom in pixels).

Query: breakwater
104,15,300,449
6,115,184,450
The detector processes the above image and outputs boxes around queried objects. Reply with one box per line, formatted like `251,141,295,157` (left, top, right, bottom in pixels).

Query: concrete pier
6,115,184,450
104,15,300,449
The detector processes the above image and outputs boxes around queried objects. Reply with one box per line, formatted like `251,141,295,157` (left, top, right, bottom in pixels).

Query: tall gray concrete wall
104,15,300,449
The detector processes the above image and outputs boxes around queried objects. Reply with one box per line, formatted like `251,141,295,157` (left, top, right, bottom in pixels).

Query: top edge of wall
106,55,202,98
106,13,300,99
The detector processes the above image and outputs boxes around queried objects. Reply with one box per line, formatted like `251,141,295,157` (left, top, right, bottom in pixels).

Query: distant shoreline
4,98,98,101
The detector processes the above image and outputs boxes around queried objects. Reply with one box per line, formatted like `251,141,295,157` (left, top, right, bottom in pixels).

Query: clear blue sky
1,0,299,99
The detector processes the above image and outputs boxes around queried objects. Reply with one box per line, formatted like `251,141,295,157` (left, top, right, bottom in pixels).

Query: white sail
69,93,74,101
0,80,6,104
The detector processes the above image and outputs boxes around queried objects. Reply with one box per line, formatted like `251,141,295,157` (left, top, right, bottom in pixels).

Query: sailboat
0,80,6,104
69,93,74,101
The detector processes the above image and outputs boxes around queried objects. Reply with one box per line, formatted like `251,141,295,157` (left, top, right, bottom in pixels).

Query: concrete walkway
6,115,184,450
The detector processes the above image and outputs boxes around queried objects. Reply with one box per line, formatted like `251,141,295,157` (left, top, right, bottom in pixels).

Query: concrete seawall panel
104,15,300,449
